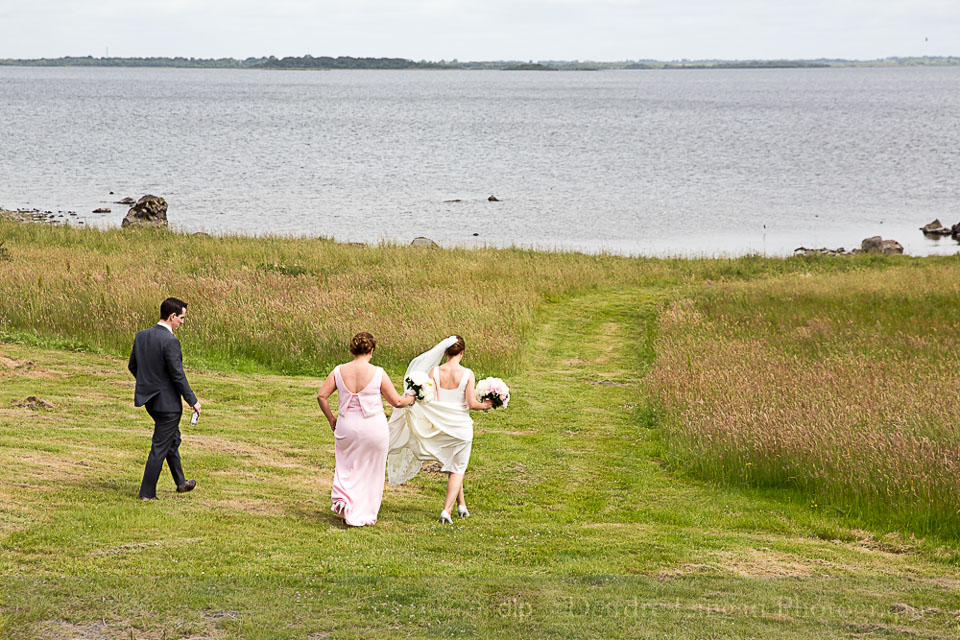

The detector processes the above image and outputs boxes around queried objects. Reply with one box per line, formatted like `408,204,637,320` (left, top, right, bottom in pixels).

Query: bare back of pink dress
330,365,388,526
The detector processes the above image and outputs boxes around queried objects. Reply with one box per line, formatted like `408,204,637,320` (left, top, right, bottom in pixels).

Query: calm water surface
1,66,959,256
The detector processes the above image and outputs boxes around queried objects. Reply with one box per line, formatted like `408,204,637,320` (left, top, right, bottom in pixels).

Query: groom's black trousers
138,399,186,498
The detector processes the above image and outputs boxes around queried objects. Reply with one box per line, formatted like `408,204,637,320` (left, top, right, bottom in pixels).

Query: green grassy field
1,222,959,638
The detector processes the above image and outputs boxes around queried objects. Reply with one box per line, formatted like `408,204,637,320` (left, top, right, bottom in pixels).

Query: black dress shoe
139,496,158,501
176,479,197,493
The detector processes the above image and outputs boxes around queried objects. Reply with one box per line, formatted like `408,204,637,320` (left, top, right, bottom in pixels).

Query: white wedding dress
387,337,475,485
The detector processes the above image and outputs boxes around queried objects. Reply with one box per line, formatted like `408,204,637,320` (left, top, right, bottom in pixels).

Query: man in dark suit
129,297,202,500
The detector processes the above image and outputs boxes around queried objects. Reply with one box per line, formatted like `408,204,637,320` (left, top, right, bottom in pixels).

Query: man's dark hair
160,297,188,320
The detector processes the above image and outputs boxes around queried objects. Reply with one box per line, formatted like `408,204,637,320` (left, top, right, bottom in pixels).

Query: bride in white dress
387,335,492,523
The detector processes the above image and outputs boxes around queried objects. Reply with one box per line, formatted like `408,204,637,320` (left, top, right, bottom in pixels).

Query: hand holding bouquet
404,371,435,403
475,377,510,409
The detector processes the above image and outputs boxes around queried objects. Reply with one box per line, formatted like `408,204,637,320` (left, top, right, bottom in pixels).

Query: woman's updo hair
349,332,377,356
445,335,465,358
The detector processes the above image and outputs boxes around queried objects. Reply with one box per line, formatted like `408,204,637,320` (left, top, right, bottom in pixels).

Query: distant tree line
0,56,271,68
636,60,830,69
252,56,456,69
0,55,455,70
1,55,958,70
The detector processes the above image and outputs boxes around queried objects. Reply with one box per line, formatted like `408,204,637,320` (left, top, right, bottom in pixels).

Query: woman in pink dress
317,332,414,526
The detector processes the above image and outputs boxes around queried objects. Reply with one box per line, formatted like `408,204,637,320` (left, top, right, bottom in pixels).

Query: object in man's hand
190,410,199,426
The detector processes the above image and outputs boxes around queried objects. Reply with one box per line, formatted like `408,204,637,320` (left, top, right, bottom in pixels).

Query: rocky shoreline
794,235,904,256
1,193,169,229
0,208,82,224
4,201,957,258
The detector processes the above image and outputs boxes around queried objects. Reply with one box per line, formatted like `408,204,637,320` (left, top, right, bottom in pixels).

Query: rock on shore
121,195,168,229
861,236,904,255
920,219,952,235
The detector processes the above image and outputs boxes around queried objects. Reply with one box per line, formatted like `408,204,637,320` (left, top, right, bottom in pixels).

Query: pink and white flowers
475,377,510,409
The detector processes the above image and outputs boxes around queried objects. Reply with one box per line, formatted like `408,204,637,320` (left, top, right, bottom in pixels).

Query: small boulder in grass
15,396,54,410
410,236,439,248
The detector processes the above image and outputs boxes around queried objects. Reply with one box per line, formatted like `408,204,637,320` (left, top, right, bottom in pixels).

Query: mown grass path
1,287,958,639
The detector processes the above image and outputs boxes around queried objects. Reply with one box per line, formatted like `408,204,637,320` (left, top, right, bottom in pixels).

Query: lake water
1,66,959,256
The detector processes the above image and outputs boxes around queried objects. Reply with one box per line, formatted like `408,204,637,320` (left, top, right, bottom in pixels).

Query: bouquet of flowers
475,377,510,409
404,371,435,403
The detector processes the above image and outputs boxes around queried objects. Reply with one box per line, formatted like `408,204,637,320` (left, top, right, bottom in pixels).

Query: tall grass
646,263,960,538
0,222,664,375
3,221,916,376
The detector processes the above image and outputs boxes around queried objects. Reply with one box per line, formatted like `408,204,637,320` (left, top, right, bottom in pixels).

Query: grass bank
1,289,958,638
1,221,960,636
0,220,924,376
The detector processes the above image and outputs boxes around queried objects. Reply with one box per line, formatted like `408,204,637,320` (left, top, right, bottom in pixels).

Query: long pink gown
330,365,389,527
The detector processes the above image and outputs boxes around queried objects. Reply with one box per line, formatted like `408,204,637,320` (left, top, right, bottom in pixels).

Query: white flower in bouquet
475,377,510,409
405,370,435,403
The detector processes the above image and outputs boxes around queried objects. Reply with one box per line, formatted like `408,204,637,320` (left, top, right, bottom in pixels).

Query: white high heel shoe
439,510,453,524
457,505,470,518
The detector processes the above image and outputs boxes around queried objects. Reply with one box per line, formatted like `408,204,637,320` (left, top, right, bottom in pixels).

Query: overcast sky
1,0,956,61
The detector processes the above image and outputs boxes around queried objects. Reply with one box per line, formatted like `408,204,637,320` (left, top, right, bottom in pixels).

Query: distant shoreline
1,55,958,71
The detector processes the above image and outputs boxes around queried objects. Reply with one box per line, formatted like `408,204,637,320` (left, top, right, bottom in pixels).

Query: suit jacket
128,325,198,412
